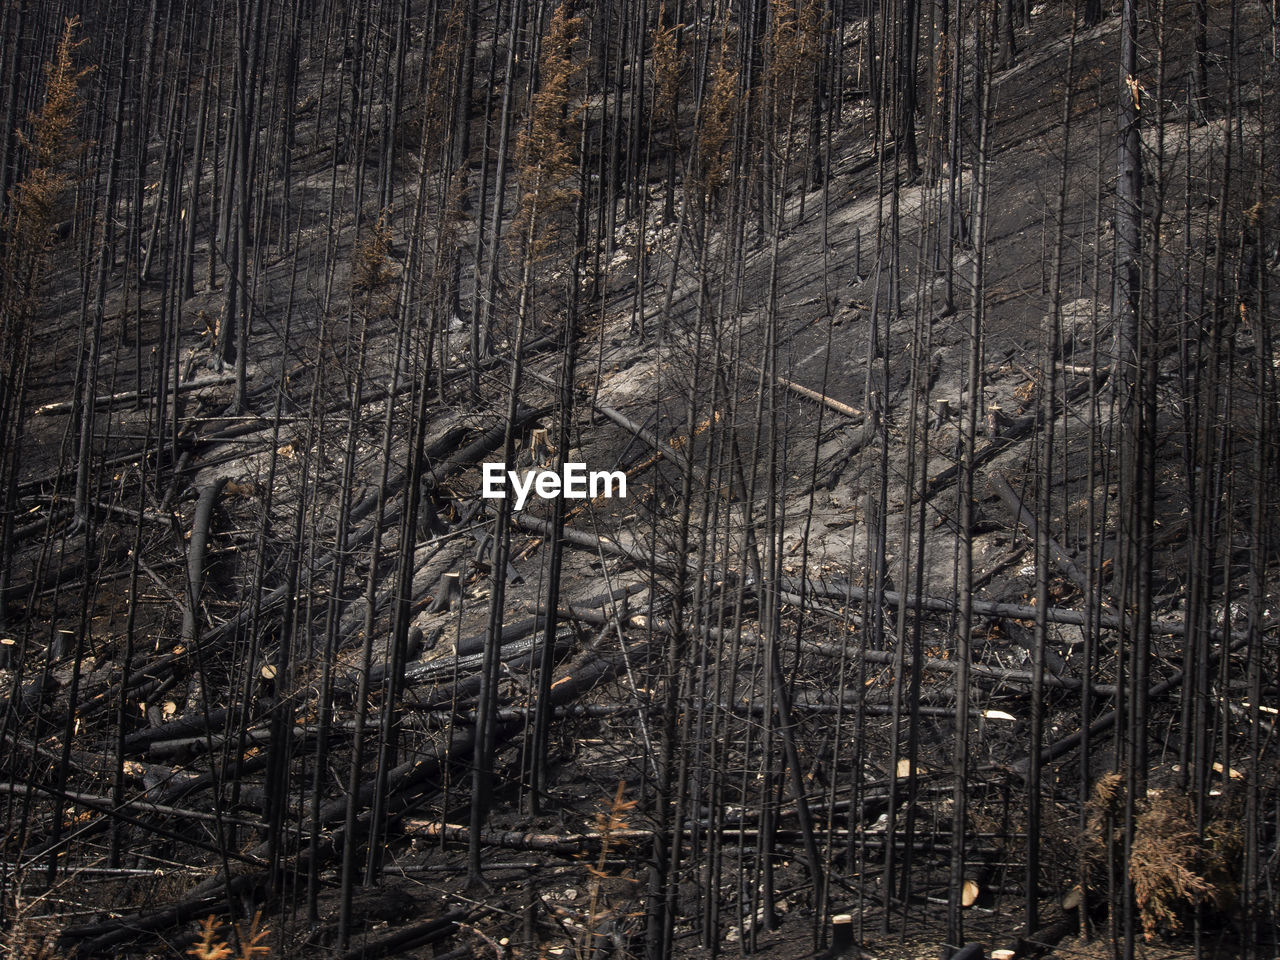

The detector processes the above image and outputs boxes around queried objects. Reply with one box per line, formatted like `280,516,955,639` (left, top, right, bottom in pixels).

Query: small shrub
188,911,270,960
352,216,394,293
1080,771,1241,941
1131,790,1239,940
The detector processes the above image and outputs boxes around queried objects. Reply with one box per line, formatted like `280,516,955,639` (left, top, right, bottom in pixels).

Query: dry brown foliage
693,26,739,198
0,885,60,960
416,1,467,158
1,16,89,379
352,215,395,292
511,2,583,269
1130,790,1240,940
351,214,399,320
577,781,641,958
764,0,823,108
187,911,271,960
1081,772,1242,941
652,5,685,135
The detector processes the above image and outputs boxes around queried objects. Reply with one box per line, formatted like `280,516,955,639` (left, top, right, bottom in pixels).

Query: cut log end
815,913,859,958
428,571,462,613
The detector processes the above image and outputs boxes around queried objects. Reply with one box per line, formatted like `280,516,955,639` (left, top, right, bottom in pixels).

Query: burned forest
1,0,1278,958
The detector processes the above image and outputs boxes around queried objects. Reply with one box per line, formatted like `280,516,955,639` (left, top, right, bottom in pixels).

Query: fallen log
96,417,517,727
59,628,647,954
34,371,238,416
335,540,466,653
337,908,471,960
130,695,635,760
595,404,687,471
431,703,644,724
397,820,862,853
2,673,55,718
4,775,266,882
191,334,555,451
792,576,1242,642
404,574,642,668
535,582,648,624
181,477,228,644
140,723,311,760
399,628,575,691
208,703,644,736
923,376,1100,502
512,511,673,571
16,443,166,499
400,820,654,854
335,420,476,538
817,419,880,490
77,578,292,724
122,706,231,753
79,650,186,720
344,637,648,819
1007,629,1254,778
0,781,263,831
57,874,260,954
1,533,131,615
769,371,862,418
719,696,1018,721
987,472,1088,594
321,408,544,603
796,638,1117,696
11,504,74,543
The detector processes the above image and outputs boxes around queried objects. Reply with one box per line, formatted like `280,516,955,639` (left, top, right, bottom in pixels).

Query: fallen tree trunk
88,417,539,731
923,376,1100,502
535,582,648,626
0,781,263,830
796,637,1117,696
59,638,652,953
122,706,232,753
337,907,471,960
595,404,687,471
58,874,261,953
301,637,651,867
400,820,655,854
335,540,466,654
792,576,1242,642
513,511,673,571
181,477,228,644
768,371,862,418
34,371,239,416
399,628,576,691
0,533,131,614
183,335,556,451
817,419,880,490
1007,629,1254,778
987,472,1088,594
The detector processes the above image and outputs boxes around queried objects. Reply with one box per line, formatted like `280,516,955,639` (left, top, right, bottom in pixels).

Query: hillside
1,2,1277,959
